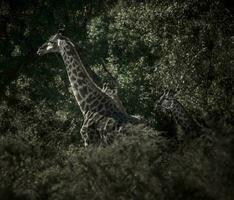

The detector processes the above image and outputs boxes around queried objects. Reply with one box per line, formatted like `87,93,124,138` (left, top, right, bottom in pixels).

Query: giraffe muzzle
37,49,42,56
37,44,47,56
37,48,44,56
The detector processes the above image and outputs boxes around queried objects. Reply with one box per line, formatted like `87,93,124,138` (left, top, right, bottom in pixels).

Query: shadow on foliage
0,123,233,200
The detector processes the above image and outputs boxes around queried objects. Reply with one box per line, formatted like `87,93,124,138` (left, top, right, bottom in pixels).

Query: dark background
0,0,233,199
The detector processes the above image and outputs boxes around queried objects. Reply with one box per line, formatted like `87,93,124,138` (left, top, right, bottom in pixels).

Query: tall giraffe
156,90,201,134
37,30,136,146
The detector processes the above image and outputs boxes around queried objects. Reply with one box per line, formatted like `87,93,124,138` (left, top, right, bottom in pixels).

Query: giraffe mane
60,36,106,94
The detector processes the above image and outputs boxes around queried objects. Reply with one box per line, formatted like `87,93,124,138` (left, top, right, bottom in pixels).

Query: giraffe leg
80,124,89,147
80,113,95,147
102,118,125,145
80,123,100,146
81,112,105,146
102,118,117,144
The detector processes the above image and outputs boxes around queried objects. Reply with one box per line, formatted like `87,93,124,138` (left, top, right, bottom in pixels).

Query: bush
0,0,233,199
1,125,234,200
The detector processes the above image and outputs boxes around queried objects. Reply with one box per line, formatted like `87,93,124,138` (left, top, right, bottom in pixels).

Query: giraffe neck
170,99,196,132
58,39,109,116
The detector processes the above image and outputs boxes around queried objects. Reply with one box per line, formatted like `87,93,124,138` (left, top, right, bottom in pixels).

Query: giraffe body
37,32,135,146
157,90,200,134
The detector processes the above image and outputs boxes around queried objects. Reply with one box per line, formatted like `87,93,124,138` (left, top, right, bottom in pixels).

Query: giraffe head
156,89,176,112
37,33,63,56
37,25,67,56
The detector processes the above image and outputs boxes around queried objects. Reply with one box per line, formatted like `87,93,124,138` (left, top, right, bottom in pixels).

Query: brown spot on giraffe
72,69,78,76
76,92,82,101
79,86,88,97
77,78,84,86
73,83,78,89
70,75,76,82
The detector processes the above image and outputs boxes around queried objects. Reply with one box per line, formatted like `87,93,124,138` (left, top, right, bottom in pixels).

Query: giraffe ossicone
37,30,138,146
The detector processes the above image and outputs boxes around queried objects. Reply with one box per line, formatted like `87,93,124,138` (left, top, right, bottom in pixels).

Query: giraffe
156,89,201,135
37,29,136,146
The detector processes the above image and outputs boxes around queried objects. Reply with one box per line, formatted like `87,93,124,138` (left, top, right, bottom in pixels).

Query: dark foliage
0,0,233,199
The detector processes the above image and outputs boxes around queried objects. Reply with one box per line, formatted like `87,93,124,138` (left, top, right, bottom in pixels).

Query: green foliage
0,0,233,199
84,0,233,124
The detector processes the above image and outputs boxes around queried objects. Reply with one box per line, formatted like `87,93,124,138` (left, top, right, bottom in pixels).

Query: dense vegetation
0,0,233,199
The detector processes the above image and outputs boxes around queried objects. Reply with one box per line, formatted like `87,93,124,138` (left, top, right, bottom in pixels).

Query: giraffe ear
46,44,53,50
58,24,66,35
57,39,62,47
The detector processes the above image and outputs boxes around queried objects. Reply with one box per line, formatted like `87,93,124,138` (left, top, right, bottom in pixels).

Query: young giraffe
156,90,201,134
37,30,136,146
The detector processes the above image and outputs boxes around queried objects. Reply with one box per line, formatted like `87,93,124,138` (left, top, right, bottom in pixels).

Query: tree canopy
0,0,233,199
